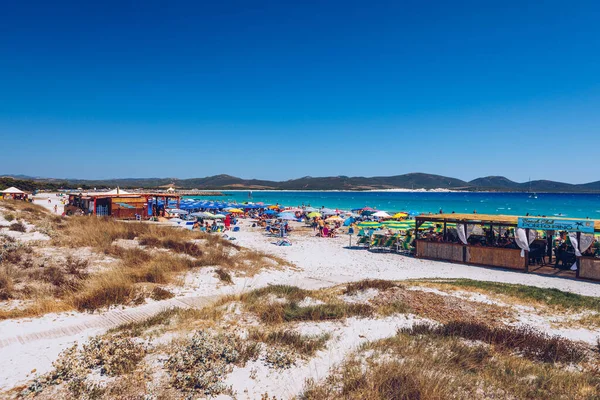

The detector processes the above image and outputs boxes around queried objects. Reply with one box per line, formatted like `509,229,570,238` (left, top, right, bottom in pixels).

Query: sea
188,191,600,219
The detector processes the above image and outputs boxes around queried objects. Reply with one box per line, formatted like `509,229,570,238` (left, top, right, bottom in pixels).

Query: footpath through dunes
0,295,213,389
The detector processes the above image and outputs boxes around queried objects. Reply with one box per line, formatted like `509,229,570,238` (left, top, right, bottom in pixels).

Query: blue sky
1,1,599,183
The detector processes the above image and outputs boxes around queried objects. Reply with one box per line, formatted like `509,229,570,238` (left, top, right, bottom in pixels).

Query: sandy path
0,296,212,389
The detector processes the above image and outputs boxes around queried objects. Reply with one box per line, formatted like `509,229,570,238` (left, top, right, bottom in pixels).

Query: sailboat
248,190,253,200
528,178,538,199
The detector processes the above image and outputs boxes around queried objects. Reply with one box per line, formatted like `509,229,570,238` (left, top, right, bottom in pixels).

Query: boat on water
527,178,538,199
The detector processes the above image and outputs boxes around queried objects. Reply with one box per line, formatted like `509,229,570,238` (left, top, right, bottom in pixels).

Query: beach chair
356,235,370,248
382,235,399,252
369,235,385,250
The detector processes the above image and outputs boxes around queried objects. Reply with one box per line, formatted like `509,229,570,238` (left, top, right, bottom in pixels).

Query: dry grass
215,268,233,284
401,320,588,364
239,285,373,324
344,279,399,295
9,222,26,232
417,278,600,312
0,213,292,318
302,328,600,400
249,329,330,357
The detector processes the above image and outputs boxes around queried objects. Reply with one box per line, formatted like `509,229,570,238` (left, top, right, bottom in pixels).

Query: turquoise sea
189,191,600,219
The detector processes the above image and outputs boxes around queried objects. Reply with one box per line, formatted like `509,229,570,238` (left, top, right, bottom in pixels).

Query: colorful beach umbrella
228,208,244,213
392,212,409,219
358,221,383,228
307,212,322,218
326,216,344,222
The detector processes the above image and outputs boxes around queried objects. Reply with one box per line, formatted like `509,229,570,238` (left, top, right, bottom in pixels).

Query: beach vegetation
400,320,588,364
302,326,600,400
215,268,233,284
422,279,600,311
239,285,373,324
165,329,261,397
249,329,330,357
9,221,26,232
344,279,399,295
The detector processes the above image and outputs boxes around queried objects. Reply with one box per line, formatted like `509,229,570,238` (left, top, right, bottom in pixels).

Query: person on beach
54,205,58,213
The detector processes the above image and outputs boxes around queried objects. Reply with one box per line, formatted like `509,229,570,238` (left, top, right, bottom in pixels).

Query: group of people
311,217,341,238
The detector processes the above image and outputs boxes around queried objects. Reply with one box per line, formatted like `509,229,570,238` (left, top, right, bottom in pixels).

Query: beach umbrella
372,211,391,218
213,214,226,219
167,209,188,215
264,210,277,215
307,212,322,218
326,215,344,222
228,208,244,213
190,211,211,218
268,205,280,210
392,212,409,219
304,207,318,212
282,208,303,213
358,221,383,228
278,213,297,221
343,217,355,226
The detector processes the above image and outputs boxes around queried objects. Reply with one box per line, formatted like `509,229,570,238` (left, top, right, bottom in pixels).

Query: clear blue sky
1,1,599,183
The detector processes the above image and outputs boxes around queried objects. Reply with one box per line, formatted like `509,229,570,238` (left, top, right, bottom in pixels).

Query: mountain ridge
2,174,600,193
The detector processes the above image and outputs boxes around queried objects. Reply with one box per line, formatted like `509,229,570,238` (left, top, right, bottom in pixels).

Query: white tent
104,187,131,195
1,187,26,194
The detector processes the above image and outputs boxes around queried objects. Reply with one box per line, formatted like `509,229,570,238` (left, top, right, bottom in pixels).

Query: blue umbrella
343,217,355,226
264,210,277,215
278,213,297,220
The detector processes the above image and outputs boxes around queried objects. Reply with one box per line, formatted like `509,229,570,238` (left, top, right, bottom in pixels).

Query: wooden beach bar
415,213,600,281
66,190,182,220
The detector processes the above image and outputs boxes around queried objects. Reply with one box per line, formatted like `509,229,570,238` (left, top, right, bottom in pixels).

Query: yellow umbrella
326,216,344,222
268,205,279,210
392,212,408,219
228,208,244,213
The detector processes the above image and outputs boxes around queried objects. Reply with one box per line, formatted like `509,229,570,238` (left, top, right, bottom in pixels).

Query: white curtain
515,228,537,257
456,223,474,245
568,232,595,270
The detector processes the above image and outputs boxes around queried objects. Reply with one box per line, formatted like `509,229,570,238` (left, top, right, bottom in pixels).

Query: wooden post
525,228,530,272
547,231,553,265
576,231,581,278
463,223,468,263
443,221,447,241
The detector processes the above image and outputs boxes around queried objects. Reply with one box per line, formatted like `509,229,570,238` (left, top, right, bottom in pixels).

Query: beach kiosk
1,186,29,200
415,213,600,282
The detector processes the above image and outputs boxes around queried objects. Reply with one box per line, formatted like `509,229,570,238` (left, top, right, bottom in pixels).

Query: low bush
150,286,174,300
249,329,330,357
344,279,398,295
165,330,260,396
215,268,233,284
0,268,14,300
4,213,15,222
72,271,135,311
9,221,26,232
400,321,588,364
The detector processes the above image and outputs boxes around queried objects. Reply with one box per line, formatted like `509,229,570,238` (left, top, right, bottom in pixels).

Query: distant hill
2,174,600,193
